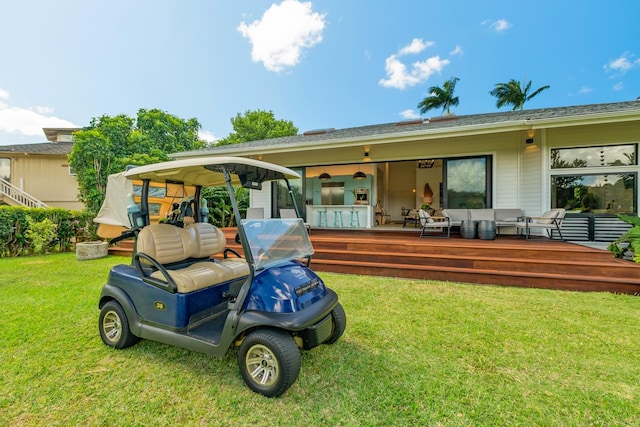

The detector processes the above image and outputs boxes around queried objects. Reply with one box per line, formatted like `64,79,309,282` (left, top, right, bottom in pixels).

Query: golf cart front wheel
238,329,301,397
324,302,347,345
99,301,140,349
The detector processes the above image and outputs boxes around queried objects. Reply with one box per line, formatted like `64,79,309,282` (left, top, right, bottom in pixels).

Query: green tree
69,109,206,214
417,77,460,115
217,110,298,145
489,79,550,111
69,115,134,214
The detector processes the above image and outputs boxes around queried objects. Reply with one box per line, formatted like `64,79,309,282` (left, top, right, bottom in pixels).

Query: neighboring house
172,100,640,242
0,128,83,210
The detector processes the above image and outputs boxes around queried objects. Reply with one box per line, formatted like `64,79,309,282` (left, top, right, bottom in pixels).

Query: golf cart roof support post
193,186,202,222
221,164,255,313
284,177,302,219
222,166,243,237
140,179,150,227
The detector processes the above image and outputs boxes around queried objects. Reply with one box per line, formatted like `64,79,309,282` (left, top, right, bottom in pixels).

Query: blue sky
1,0,639,146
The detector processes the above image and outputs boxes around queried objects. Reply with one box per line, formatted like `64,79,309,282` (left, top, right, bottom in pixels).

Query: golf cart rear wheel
99,301,140,349
324,302,347,345
238,329,301,397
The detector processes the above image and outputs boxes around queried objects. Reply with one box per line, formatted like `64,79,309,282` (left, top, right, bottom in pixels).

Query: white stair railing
0,179,49,208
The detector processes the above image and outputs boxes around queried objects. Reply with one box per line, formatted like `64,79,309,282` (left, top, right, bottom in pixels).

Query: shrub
0,206,97,257
25,216,57,255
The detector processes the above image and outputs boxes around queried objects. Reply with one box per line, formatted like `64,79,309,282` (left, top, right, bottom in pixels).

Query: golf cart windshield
241,218,313,270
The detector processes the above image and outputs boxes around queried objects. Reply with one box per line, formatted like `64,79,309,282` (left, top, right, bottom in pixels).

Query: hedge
0,206,96,257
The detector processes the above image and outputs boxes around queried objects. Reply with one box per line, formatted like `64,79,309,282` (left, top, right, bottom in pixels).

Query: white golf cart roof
124,156,301,187
95,156,300,233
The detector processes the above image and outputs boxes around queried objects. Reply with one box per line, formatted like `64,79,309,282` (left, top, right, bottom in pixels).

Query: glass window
444,156,492,209
551,173,636,214
0,158,10,181
133,184,168,199
551,145,636,169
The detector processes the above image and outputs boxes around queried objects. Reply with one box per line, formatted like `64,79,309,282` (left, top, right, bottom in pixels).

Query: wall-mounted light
362,146,372,162
525,129,535,144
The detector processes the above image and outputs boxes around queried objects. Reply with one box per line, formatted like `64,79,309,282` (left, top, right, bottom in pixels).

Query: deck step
107,227,640,294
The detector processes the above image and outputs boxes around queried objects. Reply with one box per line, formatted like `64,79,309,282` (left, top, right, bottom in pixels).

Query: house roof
43,127,81,142
0,141,74,155
172,100,640,159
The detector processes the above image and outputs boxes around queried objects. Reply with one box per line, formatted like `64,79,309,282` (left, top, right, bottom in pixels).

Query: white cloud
398,38,433,56
237,0,326,72
483,19,512,32
399,109,420,120
450,45,463,56
578,86,593,95
604,52,639,74
613,82,624,91
198,130,217,143
379,39,449,90
0,91,78,138
491,19,512,32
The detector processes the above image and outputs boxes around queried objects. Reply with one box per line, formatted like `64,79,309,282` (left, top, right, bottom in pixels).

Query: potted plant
607,214,640,263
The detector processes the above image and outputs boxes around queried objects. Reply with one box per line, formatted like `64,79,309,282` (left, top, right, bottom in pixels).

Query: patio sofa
442,208,523,234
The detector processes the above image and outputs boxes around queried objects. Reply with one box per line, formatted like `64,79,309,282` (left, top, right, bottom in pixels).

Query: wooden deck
109,227,640,295
296,228,640,294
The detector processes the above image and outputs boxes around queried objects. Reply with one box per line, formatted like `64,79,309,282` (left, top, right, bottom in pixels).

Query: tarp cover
94,172,134,228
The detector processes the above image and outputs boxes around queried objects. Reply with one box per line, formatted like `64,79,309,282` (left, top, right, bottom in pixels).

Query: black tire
237,329,301,397
324,303,346,345
99,301,140,349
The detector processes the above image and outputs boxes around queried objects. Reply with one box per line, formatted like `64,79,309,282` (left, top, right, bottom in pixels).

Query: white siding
250,185,272,218
520,142,544,216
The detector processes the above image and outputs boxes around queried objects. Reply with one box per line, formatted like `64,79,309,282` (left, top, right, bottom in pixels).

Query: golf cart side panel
105,264,232,329
236,288,339,335
136,314,236,357
99,282,143,336
245,262,329,312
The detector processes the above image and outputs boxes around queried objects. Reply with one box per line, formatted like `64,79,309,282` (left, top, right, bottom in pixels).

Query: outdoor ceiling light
353,171,367,180
319,172,332,180
418,159,435,168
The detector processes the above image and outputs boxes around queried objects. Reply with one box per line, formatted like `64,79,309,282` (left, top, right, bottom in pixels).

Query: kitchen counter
306,205,374,229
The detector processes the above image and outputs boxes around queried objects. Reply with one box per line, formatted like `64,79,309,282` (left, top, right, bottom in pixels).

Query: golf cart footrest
300,314,332,350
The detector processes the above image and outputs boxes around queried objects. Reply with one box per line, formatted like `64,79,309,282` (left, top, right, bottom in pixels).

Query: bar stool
349,209,360,228
317,209,328,227
333,210,343,228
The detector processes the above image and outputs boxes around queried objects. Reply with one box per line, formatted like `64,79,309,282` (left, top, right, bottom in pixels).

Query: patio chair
402,209,419,228
280,208,311,234
515,208,566,240
418,208,451,238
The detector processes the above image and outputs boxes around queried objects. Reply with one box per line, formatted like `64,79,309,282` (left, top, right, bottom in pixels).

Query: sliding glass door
443,156,492,209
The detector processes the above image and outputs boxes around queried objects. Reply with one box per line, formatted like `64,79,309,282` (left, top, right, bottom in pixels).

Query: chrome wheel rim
245,344,279,387
102,310,122,343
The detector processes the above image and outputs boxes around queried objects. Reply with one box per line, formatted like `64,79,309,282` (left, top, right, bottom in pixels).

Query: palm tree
417,77,460,115
489,79,550,111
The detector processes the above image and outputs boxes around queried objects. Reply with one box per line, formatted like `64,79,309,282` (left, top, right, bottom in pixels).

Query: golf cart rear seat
135,223,249,293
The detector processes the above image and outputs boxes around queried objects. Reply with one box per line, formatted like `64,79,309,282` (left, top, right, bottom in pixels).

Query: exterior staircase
107,227,640,295
0,179,48,208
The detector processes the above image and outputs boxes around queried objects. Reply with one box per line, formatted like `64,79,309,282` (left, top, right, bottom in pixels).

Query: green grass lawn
1,253,639,426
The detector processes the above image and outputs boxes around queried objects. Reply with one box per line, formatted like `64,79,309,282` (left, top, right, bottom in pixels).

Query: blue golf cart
97,156,346,397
